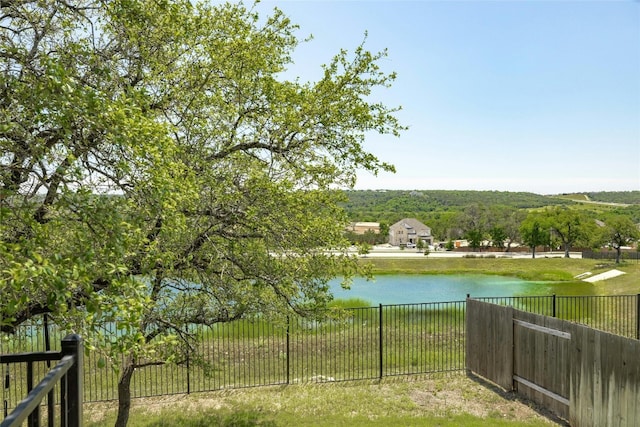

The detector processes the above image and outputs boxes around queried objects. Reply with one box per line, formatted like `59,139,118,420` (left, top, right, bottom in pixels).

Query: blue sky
256,0,639,194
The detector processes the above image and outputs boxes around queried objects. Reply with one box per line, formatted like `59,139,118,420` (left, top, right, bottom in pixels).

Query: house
346,222,380,235
389,218,433,247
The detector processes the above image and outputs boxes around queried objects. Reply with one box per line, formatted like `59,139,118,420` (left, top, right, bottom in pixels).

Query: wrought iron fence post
43,314,54,427
3,364,8,418
60,335,83,427
43,315,50,354
286,316,290,385
552,294,556,318
26,362,37,427
186,344,191,395
379,304,383,380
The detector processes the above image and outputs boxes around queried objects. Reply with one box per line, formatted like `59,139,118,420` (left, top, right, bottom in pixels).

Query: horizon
343,188,640,197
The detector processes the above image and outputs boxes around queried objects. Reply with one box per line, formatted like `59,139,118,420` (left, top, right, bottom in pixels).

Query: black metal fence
1,335,83,427
476,294,640,339
582,250,640,261
2,295,638,413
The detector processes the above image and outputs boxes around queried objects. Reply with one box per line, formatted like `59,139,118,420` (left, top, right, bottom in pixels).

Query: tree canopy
543,208,596,258
599,214,640,263
0,1,403,424
519,213,550,259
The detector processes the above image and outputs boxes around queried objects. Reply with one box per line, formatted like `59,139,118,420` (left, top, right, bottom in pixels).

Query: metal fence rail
1,335,83,427
477,294,640,339
2,295,638,412
582,250,640,261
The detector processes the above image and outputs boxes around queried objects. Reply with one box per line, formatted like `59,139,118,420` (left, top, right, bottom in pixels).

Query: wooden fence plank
512,311,570,421
570,323,640,427
571,324,594,427
465,299,513,390
468,300,640,427
625,336,640,426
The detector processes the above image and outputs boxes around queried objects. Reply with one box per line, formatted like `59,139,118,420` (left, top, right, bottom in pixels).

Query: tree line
343,190,640,261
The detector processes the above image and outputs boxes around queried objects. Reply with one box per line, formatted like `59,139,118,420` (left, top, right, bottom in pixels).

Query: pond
328,274,551,305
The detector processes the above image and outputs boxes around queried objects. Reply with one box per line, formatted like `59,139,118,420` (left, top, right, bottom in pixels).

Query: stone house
388,218,433,247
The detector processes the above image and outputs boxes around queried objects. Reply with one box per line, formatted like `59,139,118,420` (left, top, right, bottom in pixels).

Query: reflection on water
328,274,551,305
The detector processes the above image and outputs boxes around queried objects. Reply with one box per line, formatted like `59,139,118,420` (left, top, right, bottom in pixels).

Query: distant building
389,218,433,247
347,222,380,235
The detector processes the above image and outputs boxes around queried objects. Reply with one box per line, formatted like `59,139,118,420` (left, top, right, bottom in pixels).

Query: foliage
0,1,403,425
548,191,640,205
519,213,549,259
598,214,640,263
357,242,372,257
585,191,640,205
610,204,640,224
341,190,571,225
345,229,387,245
465,229,484,252
489,226,507,249
327,297,372,308
458,203,488,251
342,190,638,245
543,208,596,257
427,211,462,241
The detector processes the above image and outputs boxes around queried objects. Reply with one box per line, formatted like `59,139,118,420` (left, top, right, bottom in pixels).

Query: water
329,274,548,305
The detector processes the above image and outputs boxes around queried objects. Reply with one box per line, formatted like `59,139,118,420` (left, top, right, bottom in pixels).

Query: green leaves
2,3,402,421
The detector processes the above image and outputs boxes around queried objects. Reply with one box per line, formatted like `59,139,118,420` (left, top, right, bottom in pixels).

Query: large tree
0,1,402,425
543,208,595,258
601,215,640,263
486,205,525,252
519,213,550,259
458,203,488,251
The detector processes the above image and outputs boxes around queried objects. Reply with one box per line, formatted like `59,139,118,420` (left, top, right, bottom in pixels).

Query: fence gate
465,299,571,422
467,298,640,426
512,313,570,420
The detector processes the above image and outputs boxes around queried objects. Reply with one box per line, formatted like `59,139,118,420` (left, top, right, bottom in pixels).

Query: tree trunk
615,247,621,264
564,243,570,258
115,357,136,427
531,246,536,259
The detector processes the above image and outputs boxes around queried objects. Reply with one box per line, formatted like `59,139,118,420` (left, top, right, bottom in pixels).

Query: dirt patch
405,374,567,425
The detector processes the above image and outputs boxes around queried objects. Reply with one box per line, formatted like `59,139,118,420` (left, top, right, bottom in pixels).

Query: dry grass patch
85,373,566,426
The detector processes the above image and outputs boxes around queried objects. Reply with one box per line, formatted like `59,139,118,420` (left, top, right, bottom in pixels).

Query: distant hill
344,189,567,209
341,190,570,222
341,190,640,224
553,191,640,205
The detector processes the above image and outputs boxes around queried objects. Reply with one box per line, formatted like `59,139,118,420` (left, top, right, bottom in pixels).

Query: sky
254,0,640,195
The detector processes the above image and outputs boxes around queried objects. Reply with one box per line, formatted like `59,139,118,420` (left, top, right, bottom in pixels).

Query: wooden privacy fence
466,299,640,427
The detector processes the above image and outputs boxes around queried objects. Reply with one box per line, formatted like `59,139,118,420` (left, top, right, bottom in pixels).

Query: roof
353,222,380,227
390,218,430,231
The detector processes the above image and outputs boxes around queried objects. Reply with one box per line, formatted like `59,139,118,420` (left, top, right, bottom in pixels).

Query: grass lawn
81,257,635,426
361,257,640,295
84,373,564,426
